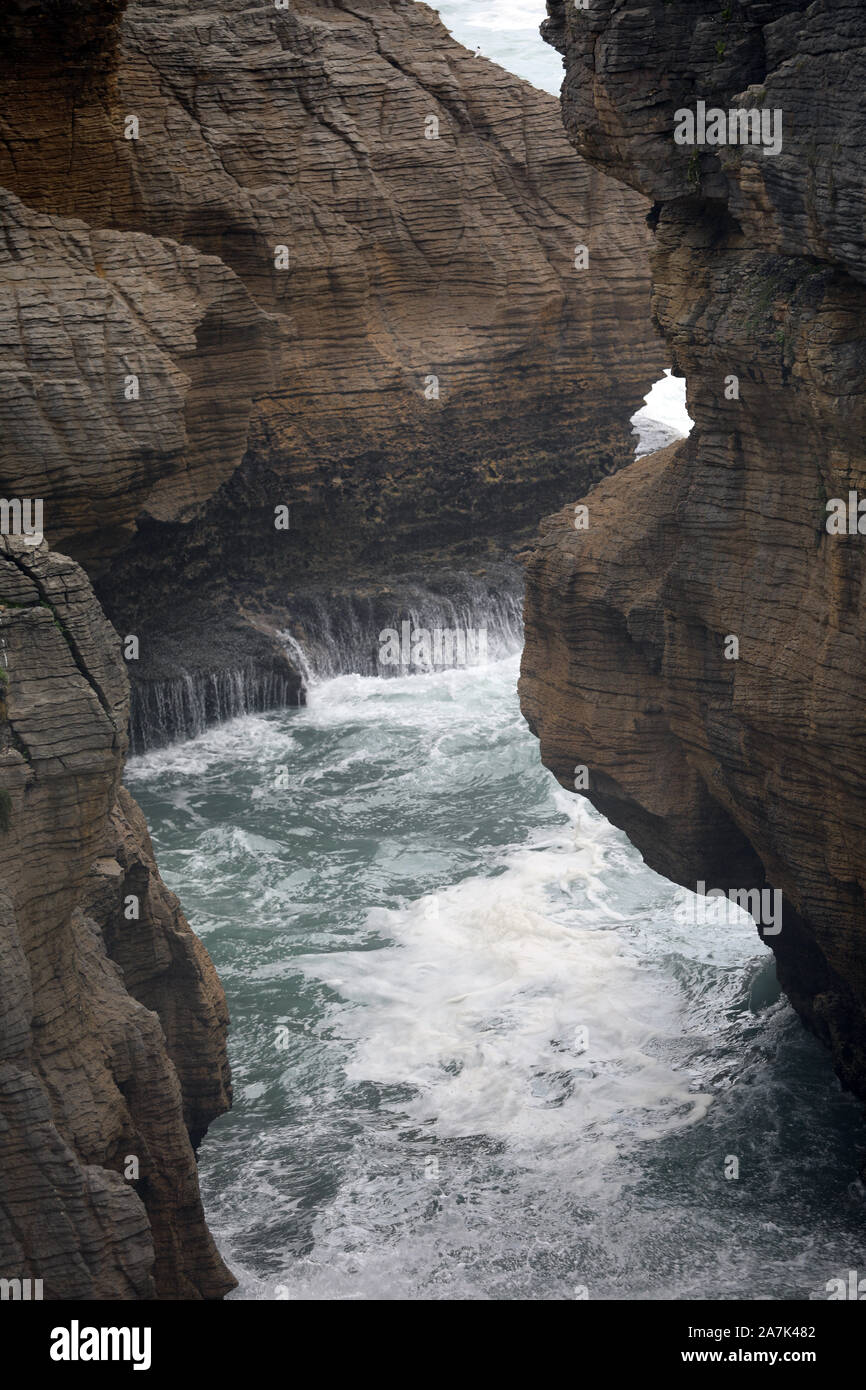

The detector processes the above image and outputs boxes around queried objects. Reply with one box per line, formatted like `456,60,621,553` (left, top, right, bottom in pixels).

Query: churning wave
128,648,866,1302
124,3,863,1304
129,372,689,754
280,580,524,685
125,367,863,1303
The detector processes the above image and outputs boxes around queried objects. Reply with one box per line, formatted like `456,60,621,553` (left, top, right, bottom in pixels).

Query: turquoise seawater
126,2,866,1301
129,655,866,1300
434,0,564,95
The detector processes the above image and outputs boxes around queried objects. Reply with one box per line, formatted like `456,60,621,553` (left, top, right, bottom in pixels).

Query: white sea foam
298,807,713,1160
434,0,563,94
127,11,865,1301
132,652,864,1302
631,369,694,458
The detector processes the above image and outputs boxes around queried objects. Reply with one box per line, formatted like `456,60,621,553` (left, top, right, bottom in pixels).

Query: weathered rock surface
522,1,866,1104
0,0,663,714
0,536,234,1297
0,0,664,1298
0,188,277,563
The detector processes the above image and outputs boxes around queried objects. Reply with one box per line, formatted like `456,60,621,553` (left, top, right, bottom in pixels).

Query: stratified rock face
0,0,662,1298
0,189,277,562
0,0,663,698
0,537,233,1298
522,2,866,1100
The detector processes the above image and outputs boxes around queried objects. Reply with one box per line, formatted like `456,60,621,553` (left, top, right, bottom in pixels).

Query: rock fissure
0,0,667,1296
521,0,866,1115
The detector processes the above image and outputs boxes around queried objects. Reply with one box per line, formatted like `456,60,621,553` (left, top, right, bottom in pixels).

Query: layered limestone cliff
0,0,663,741
0,537,233,1297
0,0,663,1297
521,1,866,1105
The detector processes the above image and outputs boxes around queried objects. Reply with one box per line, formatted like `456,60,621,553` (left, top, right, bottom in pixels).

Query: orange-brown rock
0,536,234,1297
0,0,663,734
0,0,665,1298
521,1,866,1106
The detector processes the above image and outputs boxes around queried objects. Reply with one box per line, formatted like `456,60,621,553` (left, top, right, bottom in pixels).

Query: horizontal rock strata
0,0,663,709
0,536,234,1297
0,0,666,1298
522,0,866,1105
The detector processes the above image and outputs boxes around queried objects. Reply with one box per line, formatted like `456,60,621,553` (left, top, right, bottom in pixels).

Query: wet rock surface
0,538,234,1296
0,0,662,706
522,0,866,1106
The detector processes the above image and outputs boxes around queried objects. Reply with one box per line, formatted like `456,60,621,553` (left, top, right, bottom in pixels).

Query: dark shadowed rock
522,0,866,1109
0,537,234,1297
0,0,663,716
0,0,666,1297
